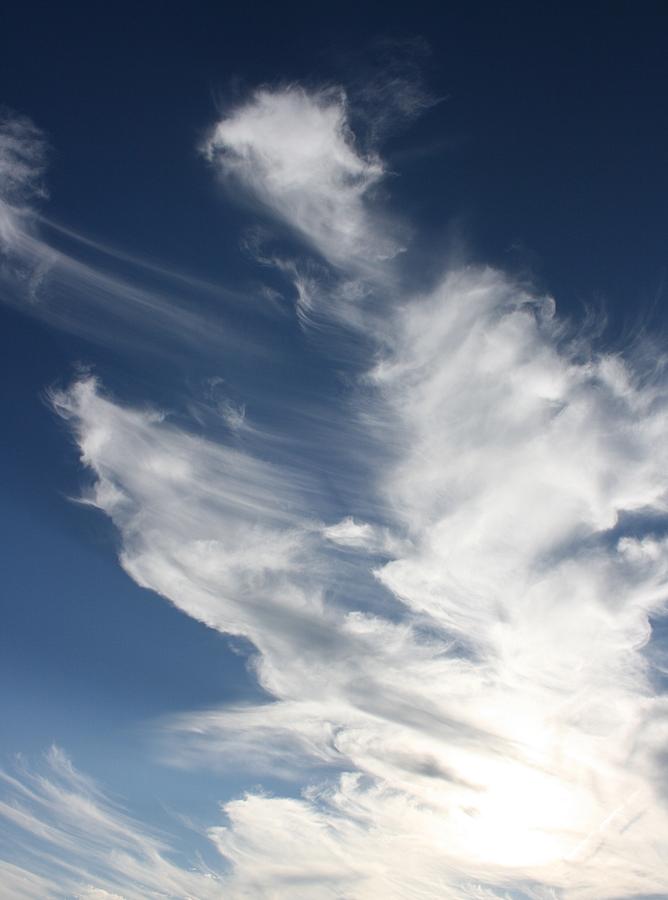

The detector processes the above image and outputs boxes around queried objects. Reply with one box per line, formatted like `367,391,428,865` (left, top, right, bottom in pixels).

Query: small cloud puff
203,86,401,270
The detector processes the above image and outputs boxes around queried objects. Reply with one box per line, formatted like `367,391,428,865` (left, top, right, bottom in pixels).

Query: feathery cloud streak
0,747,226,899
0,112,261,359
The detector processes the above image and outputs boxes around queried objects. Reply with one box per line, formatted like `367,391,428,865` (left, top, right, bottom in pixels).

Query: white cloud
4,85,668,898
203,86,401,271
0,111,47,206
0,112,49,289
322,516,406,556
45,271,668,896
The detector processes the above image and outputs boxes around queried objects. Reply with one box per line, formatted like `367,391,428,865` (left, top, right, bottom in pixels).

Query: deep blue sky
1,0,668,881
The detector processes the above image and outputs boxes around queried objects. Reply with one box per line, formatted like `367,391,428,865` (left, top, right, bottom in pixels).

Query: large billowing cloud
4,86,668,897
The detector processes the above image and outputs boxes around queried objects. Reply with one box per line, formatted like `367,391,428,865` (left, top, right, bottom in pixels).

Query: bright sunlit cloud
202,85,402,272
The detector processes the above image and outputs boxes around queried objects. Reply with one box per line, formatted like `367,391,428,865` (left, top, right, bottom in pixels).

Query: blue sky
1,3,668,898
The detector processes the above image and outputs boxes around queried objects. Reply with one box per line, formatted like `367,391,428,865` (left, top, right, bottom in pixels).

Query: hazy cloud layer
4,85,668,898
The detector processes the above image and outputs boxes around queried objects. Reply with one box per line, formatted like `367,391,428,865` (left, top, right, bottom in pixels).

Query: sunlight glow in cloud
3,84,668,899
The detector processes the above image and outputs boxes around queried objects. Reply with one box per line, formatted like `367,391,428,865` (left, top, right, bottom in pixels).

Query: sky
1,2,668,898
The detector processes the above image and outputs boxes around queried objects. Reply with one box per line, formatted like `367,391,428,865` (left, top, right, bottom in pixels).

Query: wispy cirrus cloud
0,112,264,359
4,81,668,899
0,109,47,213
0,746,226,899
